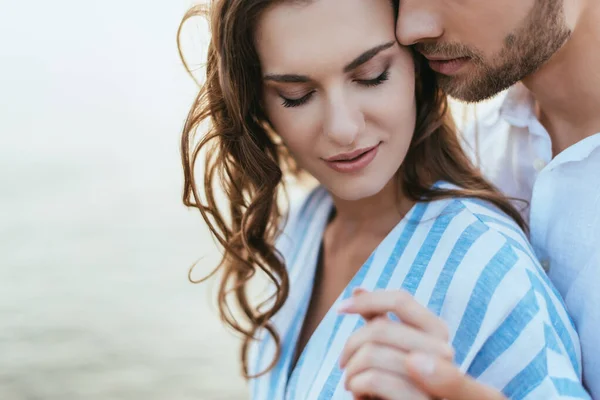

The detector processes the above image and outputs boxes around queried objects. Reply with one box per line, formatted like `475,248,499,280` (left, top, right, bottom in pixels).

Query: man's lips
424,56,471,75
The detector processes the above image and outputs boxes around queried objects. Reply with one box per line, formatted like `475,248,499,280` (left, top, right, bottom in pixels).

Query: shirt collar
499,83,538,128
498,83,600,169
546,132,600,171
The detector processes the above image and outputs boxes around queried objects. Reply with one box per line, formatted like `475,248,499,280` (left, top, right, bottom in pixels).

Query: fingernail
408,353,436,377
337,298,354,313
444,345,455,360
352,287,367,296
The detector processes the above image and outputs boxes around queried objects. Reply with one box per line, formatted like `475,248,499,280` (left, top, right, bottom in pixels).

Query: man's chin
438,76,502,103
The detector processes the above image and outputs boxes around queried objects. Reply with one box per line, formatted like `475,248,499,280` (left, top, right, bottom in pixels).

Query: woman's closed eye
279,68,391,108
354,68,390,87
280,90,315,108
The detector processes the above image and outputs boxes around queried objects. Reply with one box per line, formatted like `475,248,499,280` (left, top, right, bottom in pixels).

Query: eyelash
360,69,390,87
281,69,391,108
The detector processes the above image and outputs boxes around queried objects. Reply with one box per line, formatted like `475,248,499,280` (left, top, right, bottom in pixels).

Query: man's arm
565,249,600,399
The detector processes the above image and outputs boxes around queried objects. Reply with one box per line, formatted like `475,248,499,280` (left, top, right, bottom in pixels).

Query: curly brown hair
177,0,527,380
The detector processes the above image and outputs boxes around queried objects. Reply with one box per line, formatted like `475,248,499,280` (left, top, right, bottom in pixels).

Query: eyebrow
343,41,395,72
263,40,396,83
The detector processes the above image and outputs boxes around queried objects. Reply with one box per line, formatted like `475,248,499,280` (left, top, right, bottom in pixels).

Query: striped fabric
248,183,589,400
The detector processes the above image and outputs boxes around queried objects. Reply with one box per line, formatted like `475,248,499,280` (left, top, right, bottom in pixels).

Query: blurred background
1,0,248,398
0,0,491,398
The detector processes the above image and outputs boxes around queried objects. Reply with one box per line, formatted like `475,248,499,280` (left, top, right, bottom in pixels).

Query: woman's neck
327,179,414,248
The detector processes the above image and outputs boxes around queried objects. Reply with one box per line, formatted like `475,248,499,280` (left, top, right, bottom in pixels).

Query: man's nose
396,0,444,46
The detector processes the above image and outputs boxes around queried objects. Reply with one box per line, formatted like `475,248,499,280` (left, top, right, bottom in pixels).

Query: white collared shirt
454,84,600,398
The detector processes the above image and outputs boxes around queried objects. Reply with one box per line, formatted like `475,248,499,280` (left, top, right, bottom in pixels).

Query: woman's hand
338,289,506,400
338,289,451,400
405,352,508,400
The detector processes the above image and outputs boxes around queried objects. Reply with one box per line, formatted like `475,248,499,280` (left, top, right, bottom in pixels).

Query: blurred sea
0,0,247,398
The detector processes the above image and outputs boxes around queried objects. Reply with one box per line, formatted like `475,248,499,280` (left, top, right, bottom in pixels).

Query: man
343,0,600,398
401,0,600,397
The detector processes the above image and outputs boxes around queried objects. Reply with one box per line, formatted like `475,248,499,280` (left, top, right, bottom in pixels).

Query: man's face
396,0,571,102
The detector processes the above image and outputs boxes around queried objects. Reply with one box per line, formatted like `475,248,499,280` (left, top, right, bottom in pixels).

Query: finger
338,290,449,340
405,353,507,400
343,342,408,387
347,368,430,400
339,319,454,368
352,288,385,322
356,309,388,322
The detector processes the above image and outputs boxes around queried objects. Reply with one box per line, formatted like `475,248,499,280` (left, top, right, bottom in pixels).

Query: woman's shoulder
431,182,531,254
425,188,578,346
420,185,546,296
422,193,581,379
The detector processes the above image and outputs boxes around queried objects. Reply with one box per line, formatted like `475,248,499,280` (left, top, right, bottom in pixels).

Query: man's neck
522,2,600,155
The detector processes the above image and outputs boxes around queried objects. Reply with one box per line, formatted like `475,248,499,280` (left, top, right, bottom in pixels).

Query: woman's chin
323,177,390,202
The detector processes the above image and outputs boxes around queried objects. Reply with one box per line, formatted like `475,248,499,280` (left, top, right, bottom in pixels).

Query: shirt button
533,158,547,172
541,259,551,272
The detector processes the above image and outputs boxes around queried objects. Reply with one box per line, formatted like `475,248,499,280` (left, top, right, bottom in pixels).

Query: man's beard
416,0,571,102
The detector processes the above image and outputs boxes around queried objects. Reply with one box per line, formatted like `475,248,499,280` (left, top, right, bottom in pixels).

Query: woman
177,0,587,399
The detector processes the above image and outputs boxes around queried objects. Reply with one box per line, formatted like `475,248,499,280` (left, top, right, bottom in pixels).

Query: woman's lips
324,143,380,173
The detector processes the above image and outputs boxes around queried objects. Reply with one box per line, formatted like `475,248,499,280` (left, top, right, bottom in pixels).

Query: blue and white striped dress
249,183,589,400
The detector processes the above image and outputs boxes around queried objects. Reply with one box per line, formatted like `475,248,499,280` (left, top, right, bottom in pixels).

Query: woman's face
256,0,417,201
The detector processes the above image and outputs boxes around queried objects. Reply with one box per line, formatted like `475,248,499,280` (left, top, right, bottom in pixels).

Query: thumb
405,353,507,400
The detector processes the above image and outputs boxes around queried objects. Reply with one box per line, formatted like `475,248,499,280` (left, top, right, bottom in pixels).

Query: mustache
414,42,483,63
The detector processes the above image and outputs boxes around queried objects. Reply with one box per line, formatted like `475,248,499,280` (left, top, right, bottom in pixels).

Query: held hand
405,352,507,400
338,289,453,400
339,289,507,400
